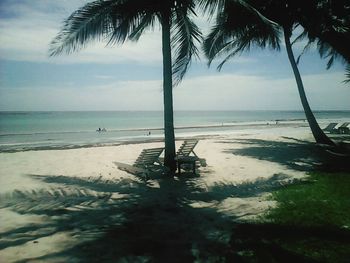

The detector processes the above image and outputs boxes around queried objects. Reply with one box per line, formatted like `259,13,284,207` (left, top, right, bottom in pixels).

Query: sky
0,0,349,111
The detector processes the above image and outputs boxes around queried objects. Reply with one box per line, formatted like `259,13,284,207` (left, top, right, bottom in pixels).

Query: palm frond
105,11,144,46
344,64,350,83
106,0,160,45
203,17,234,65
295,39,313,65
317,40,343,69
203,0,281,70
291,29,308,45
128,13,156,42
49,0,120,56
49,0,159,56
196,0,226,17
171,4,202,86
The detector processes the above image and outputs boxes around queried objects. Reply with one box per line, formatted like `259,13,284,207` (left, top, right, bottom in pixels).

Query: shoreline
0,119,309,136
0,122,311,153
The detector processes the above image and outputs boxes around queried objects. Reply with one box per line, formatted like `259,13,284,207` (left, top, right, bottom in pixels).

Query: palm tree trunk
283,27,334,146
161,15,177,172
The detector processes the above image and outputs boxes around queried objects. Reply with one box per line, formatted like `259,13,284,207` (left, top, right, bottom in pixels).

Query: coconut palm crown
50,0,202,172
203,0,334,145
290,0,350,83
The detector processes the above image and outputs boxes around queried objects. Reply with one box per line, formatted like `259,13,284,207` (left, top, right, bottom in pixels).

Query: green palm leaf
344,64,350,83
203,0,280,69
171,3,202,85
50,0,120,56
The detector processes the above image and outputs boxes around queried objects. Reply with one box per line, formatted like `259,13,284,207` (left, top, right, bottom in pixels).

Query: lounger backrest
323,123,338,132
340,122,350,128
134,147,164,167
177,140,198,157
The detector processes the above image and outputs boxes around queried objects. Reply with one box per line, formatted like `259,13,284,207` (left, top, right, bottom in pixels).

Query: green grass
261,172,350,263
265,172,350,228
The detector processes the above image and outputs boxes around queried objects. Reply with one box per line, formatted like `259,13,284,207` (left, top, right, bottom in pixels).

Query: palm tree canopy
204,0,350,70
203,0,281,69
49,0,202,86
288,0,350,67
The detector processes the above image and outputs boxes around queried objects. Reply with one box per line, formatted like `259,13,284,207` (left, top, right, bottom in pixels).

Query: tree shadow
0,169,333,262
224,138,350,172
227,222,350,263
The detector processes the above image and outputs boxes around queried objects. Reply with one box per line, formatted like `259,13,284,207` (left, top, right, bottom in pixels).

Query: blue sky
0,0,349,111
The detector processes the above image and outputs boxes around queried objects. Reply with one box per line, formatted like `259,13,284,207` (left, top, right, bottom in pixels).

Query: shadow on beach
1,137,350,262
0,171,277,262
222,137,350,173
0,171,349,262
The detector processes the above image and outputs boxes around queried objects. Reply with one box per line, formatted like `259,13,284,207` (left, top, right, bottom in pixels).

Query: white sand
0,126,310,193
0,126,314,262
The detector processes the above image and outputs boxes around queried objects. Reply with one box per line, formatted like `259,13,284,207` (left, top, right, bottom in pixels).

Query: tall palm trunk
161,14,177,172
283,27,334,146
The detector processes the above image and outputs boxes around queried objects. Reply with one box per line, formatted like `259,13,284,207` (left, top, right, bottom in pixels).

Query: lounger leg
178,162,181,175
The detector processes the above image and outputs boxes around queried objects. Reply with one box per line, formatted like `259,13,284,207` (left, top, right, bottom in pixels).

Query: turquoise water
1,111,349,152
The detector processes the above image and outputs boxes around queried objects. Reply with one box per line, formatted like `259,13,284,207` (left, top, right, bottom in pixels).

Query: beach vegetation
258,171,350,263
49,0,202,172
265,172,350,228
203,0,337,146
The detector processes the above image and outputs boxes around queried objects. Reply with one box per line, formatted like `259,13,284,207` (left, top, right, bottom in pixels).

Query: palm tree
49,0,202,172
289,0,350,83
203,0,334,145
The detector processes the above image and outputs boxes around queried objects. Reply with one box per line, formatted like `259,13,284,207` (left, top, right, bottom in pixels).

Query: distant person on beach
102,128,107,132
97,127,101,132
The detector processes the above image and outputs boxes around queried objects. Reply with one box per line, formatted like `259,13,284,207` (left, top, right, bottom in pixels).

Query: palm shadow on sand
222,137,350,172
1,137,350,262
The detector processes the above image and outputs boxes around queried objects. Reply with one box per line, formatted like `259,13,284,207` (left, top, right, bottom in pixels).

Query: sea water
1,111,349,152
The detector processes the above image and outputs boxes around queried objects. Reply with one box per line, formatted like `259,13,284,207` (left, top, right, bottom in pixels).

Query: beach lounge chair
323,123,338,133
338,122,350,134
114,147,167,178
175,139,206,174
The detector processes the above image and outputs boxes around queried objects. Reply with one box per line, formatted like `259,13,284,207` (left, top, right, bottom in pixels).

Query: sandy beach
0,125,349,262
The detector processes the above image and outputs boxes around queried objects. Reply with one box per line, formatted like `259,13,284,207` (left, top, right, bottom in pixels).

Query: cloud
173,72,349,110
0,0,164,64
0,79,163,111
1,71,348,111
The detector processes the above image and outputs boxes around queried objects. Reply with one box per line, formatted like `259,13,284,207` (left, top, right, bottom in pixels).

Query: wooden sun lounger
324,122,350,134
177,139,199,157
323,123,338,133
114,147,167,178
338,122,350,134
175,139,206,174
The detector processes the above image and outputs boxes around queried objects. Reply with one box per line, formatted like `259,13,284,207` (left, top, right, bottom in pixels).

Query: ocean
1,111,349,152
